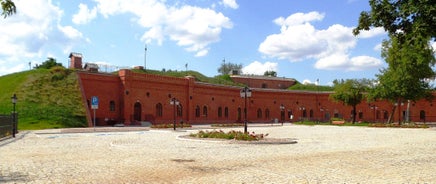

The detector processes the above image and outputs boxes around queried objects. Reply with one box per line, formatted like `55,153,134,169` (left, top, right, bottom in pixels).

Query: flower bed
151,123,192,128
189,130,268,141
369,123,429,128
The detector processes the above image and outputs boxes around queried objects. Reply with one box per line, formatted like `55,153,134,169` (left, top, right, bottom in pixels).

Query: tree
1,0,16,18
217,59,242,75
368,35,435,124
264,70,277,77
354,0,436,124
330,79,372,124
35,57,63,69
353,0,435,42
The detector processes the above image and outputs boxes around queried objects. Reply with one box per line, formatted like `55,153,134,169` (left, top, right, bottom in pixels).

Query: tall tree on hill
35,57,63,69
330,79,372,124
1,0,16,18
217,59,242,75
264,70,277,77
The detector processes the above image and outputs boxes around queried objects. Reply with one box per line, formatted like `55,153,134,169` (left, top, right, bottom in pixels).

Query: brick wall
77,70,436,126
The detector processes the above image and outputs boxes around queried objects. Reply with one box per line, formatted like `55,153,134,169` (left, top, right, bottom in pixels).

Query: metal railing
0,114,12,140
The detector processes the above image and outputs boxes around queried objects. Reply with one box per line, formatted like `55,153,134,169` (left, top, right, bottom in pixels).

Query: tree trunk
387,104,396,124
397,99,402,125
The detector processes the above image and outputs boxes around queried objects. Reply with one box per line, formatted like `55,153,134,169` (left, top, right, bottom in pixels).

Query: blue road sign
91,96,99,109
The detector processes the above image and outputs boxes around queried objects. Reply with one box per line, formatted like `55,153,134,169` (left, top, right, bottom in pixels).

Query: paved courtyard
0,124,435,183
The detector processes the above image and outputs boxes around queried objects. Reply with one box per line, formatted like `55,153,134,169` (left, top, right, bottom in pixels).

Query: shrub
189,130,268,141
151,123,192,128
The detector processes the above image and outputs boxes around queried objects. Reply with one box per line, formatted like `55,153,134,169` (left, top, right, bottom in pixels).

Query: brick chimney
69,52,83,69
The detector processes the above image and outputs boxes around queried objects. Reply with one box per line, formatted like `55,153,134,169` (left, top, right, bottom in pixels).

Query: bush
189,130,268,141
151,123,192,128
369,123,429,128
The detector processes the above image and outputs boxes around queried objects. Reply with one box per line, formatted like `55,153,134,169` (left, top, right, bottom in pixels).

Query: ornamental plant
189,130,268,141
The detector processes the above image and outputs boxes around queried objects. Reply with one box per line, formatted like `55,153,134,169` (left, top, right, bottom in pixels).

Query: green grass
0,68,86,130
288,82,334,91
293,121,370,126
132,69,244,86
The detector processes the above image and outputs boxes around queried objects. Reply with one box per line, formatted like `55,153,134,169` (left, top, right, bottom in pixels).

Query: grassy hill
0,67,86,130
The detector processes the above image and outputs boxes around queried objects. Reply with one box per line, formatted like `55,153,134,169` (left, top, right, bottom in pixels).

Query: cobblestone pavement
0,125,435,183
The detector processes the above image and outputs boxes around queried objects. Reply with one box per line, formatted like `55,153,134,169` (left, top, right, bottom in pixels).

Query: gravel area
0,124,435,183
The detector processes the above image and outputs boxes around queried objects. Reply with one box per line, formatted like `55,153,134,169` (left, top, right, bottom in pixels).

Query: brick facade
77,69,436,126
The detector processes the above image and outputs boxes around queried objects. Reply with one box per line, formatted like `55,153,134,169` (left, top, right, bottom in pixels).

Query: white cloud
0,63,27,75
93,0,232,57
259,11,383,71
374,43,382,51
432,41,436,52
0,0,87,76
221,0,239,9
242,61,278,75
72,3,97,25
314,54,382,71
273,11,324,26
302,79,315,85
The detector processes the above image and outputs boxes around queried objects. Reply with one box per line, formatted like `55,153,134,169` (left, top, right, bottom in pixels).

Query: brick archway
134,102,142,122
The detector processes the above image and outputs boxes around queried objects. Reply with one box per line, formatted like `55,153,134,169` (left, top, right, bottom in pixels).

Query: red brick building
71,53,436,126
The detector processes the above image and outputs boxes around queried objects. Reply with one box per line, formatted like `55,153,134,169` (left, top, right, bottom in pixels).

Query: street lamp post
11,94,17,138
170,98,179,130
280,104,285,125
240,86,252,134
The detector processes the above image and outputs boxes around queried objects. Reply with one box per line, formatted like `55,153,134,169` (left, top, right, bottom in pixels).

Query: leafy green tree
330,79,372,124
35,57,63,69
368,35,435,124
1,0,16,18
353,0,435,42
217,60,242,75
354,0,436,124
264,70,277,77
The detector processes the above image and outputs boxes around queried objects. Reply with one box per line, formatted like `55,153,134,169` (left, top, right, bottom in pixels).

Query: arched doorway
134,102,142,121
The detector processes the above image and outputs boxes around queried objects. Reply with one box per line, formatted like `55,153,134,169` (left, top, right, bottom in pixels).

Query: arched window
203,106,208,117
109,101,115,111
218,107,222,118
359,111,363,119
383,111,388,119
257,108,262,118
265,109,270,119
303,109,307,117
195,105,200,117
156,103,163,117
224,107,229,118
177,104,183,117
309,109,314,118
420,110,426,120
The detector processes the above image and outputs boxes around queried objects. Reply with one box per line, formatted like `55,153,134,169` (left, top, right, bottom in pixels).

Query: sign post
91,96,99,131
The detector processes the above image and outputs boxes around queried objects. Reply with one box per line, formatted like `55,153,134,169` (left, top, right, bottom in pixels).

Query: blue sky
1,0,395,85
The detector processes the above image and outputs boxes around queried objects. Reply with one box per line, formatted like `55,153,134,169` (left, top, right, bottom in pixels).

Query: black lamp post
240,86,252,134
170,98,179,130
11,94,17,138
